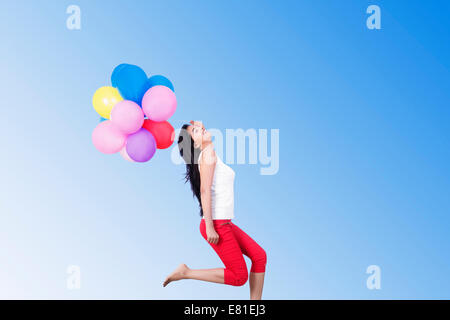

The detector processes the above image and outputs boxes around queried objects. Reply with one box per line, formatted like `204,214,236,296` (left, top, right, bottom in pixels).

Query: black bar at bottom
1,300,448,318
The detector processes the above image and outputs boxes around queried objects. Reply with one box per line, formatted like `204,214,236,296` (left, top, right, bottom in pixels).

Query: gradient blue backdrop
0,0,449,299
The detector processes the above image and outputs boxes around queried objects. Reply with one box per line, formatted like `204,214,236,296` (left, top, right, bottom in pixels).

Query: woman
163,120,267,300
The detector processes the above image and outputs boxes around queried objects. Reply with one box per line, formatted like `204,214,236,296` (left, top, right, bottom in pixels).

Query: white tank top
198,148,235,220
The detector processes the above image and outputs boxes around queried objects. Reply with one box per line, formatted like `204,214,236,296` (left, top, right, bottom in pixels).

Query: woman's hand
206,224,220,244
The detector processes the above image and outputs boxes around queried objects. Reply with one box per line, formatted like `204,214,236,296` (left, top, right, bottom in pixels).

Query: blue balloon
146,75,174,92
111,64,149,105
99,117,107,122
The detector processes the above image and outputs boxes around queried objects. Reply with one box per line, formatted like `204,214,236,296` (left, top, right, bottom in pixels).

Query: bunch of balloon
92,64,176,163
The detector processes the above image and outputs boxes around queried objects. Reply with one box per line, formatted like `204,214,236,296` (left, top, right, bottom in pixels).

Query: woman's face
187,121,212,148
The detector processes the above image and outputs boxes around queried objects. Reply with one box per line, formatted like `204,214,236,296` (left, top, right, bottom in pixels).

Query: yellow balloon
92,86,123,119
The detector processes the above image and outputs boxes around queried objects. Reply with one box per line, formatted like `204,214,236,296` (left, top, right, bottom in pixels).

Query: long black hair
178,124,203,216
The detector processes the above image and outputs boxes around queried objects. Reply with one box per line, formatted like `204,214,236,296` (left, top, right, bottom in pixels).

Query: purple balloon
125,128,156,162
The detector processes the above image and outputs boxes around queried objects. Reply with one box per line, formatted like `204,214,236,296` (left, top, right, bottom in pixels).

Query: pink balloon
92,120,126,154
119,146,135,162
142,85,177,122
110,100,144,134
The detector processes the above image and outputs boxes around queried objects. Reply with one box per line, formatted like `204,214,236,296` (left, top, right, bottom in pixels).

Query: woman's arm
199,146,219,244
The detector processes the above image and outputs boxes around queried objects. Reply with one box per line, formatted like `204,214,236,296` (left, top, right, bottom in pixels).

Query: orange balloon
142,119,175,149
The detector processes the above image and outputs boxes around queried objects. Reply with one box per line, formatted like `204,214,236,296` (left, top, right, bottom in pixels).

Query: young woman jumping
163,120,267,300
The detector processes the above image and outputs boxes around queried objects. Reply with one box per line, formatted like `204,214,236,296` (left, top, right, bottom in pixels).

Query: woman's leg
163,263,224,287
230,221,267,300
199,219,249,286
163,220,248,287
249,272,265,300
184,267,225,283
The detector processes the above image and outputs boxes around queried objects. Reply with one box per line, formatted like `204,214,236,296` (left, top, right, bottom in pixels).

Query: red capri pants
200,219,267,286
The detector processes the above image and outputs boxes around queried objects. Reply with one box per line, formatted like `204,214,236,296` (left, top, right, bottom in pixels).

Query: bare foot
163,263,189,287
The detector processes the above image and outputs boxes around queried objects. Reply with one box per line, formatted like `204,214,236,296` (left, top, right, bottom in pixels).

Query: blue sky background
0,0,449,299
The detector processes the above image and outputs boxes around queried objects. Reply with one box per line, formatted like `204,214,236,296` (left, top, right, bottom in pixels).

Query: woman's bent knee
225,269,248,286
234,272,249,286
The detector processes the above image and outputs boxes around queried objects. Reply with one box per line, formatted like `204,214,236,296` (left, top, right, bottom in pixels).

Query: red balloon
142,119,175,149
